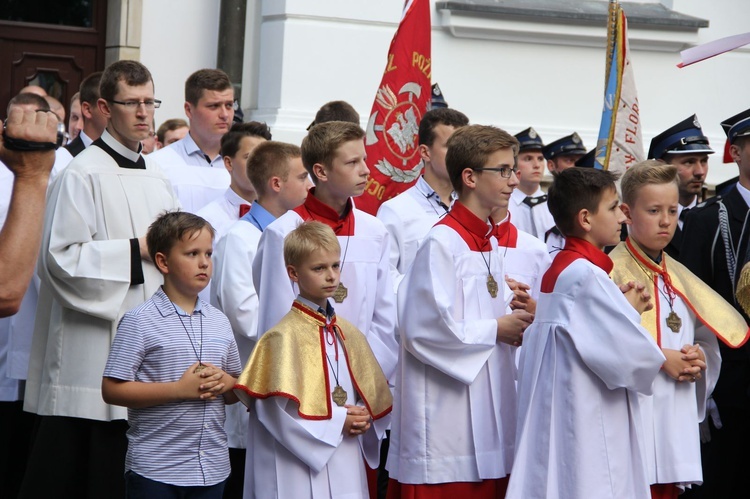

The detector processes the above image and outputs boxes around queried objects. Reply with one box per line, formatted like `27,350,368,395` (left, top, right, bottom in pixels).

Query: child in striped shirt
102,211,241,498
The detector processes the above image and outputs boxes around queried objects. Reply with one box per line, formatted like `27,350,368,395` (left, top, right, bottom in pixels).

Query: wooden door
0,0,107,120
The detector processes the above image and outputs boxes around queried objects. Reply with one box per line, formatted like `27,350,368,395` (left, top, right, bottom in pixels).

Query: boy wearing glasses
387,125,534,497
20,60,180,499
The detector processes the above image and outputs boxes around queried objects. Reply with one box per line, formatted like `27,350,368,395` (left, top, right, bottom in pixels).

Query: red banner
357,0,431,215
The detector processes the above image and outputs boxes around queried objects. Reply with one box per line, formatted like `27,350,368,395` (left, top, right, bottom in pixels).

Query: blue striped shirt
103,287,241,486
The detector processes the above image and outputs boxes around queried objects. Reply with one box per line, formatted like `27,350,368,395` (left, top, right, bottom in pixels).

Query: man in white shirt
150,69,235,213
376,107,468,290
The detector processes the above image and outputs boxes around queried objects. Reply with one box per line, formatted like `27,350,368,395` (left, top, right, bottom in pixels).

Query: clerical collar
562,237,613,274
242,201,276,231
296,295,335,321
293,188,355,236
437,201,493,251
736,182,750,208
94,130,146,169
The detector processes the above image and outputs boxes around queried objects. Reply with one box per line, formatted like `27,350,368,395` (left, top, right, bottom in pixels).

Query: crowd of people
2,58,750,499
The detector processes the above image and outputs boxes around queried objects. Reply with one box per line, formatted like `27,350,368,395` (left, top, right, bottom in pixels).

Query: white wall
140,0,222,129
239,0,750,184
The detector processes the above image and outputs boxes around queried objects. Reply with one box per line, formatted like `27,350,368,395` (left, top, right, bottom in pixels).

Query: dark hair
156,118,188,144
184,69,232,106
147,211,215,264
79,71,103,105
309,101,360,128
418,108,469,147
548,167,619,236
7,92,50,115
301,121,365,180
99,61,153,102
247,141,302,197
220,121,272,158
445,125,518,193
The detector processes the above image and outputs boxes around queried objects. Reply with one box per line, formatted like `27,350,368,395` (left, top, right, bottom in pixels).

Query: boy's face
472,148,518,211
287,248,341,308
516,148,545,188
318,139,369,199
279,156,313,211
156,228,213,297
586,187,625,248
668,153,708,203
226,135,266,200
420,124,456,182
622,182,678,259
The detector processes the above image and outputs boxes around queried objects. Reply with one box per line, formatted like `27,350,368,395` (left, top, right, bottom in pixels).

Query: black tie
679,207,691,222
523,195,547,208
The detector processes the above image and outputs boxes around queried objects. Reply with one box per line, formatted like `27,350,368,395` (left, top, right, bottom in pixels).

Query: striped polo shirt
104,287,241,487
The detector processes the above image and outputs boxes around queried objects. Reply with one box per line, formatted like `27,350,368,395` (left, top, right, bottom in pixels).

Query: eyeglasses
472,166,519,178
109,99,162,110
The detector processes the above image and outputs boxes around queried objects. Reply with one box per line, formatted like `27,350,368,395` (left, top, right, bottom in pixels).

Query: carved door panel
0,0,106,120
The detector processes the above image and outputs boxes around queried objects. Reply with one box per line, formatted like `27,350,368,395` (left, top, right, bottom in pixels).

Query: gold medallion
333,282,348,303
666,311,682,333
487,274,499,298
194,364,206,373
332,385,348,406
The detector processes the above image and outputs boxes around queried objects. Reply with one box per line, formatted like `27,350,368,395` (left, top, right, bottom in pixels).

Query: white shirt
376,176,453,291
677,197,698,230
508,187,555,241
150,133,229,214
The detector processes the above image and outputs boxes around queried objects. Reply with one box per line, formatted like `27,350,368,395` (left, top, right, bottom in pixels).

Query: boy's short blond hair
284,221,341,267
300,121,365,182
147,211,215,265
621,160,678,206
445,125,519,194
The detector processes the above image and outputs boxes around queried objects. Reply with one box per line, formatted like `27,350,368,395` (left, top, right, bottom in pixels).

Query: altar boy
388,125,534,497
609,160,748,497
507,167,666,499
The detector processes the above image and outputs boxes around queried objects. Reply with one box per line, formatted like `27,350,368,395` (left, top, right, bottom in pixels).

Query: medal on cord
449,212,499,298
172,301,205,372
627,247,682,333
332,235,350,304
324,320,347,406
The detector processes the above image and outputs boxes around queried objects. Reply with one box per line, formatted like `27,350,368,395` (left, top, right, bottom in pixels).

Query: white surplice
24,132,180,421
499,227,552,300
376,177,452,291
507,258,665,499
244,334,388,499
638,279,720,489
388,223,517,484
211,218,263,450
253,209,398,382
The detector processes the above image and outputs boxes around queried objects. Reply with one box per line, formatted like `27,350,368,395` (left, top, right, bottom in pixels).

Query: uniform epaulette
694,195,722,211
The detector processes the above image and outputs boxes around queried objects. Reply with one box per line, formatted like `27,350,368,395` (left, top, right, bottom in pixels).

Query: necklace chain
171,300,203,366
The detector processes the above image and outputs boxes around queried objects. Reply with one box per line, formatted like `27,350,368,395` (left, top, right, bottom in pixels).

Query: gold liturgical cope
610,239,750,347
234,301,392,420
